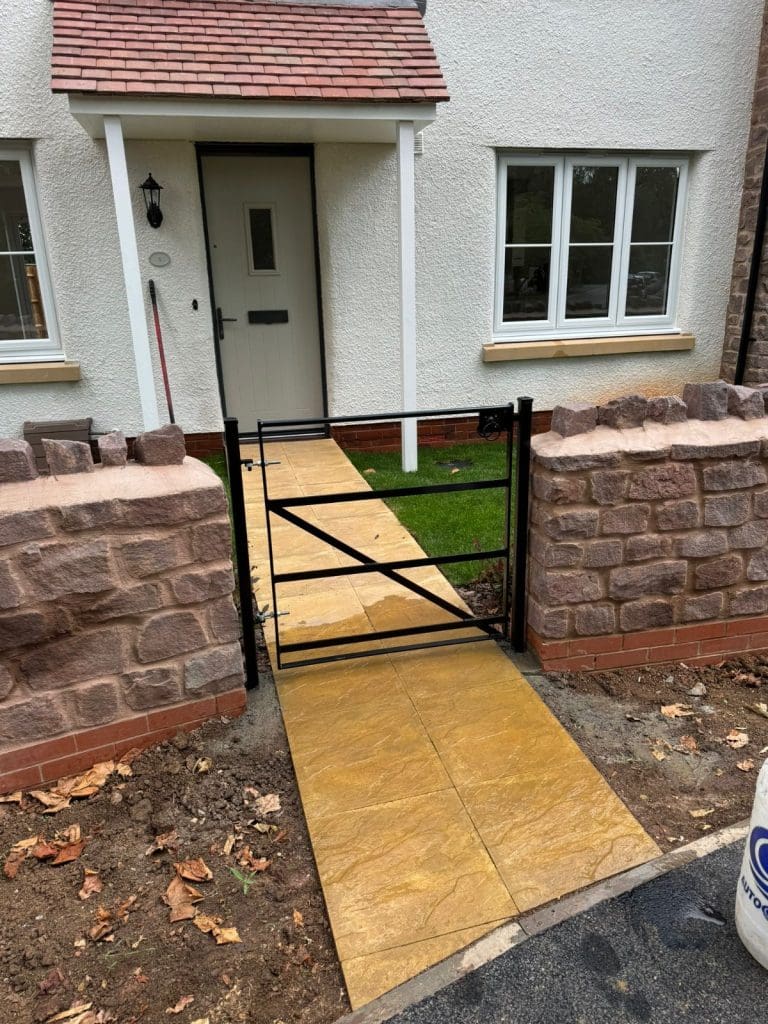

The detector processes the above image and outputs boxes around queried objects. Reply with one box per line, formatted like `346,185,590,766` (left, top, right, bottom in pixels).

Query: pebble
129,797,153,823
687,681,708,697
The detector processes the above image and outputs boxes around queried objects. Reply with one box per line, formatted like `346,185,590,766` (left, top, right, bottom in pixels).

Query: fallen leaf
38,967,66,995
255,794,280,816
726,729,749,749
52,840,86,866
163,876,204,923
223,834,236,856
678,735,699,753
293,909,304,928
89,907,115,942
3,835,40,878
29,791,71,814
145,830,179,856
237,846,270,872
738,759,756,772
214,927,241,945
363,468,376,475
193,758,211,774
651,749,666,762
132,967,149,985
165,996,194,1015
190,1019,211,1024
31,841,59,861
192,913,219,934
735,671,762,688
47,1005,93,1023
192,913,241,945
243,786,260,803
0,791,21,804
450,467,460,475
79,869,103,901
175,858,213,883
749,702,768,721
115,762,133,778
689,808,715,819
661,703,695,718
116,895,137,922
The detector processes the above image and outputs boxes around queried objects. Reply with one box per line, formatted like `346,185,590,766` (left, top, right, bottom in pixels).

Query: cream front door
201,153,324,434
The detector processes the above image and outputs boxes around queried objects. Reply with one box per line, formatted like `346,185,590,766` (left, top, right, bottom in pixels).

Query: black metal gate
224,400,532,677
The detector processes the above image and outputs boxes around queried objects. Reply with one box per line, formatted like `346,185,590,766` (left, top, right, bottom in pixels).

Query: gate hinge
241,458,281,471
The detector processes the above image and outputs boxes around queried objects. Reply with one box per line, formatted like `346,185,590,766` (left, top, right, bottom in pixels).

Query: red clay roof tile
50,0,449,104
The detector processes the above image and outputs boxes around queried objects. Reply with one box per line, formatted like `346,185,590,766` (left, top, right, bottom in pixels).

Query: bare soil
0,671,349,1024
525,657,768,851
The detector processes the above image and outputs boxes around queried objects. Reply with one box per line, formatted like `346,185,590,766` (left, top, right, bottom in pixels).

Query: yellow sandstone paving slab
341,920,509,1010
309,789,518,962
459,758,661,912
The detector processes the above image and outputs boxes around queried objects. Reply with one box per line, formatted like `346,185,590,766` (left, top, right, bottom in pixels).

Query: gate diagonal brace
270,504,498,634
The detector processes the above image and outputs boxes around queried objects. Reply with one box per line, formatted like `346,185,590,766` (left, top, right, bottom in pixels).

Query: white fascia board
68,95,437,143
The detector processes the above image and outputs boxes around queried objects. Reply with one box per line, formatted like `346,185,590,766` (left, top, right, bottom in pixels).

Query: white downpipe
397,120,418,472
103,114,160,431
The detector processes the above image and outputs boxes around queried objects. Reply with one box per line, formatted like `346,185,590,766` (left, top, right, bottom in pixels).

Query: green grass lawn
346,442,511,585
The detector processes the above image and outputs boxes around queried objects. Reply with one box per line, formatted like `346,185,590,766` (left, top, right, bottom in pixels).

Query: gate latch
255,603,289,624
478,407,514,439
241,458,281,472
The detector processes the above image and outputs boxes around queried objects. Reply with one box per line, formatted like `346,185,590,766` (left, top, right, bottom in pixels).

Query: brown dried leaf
192,913,240,945
661,703,695,719
726,729,749,749
223,834,236,856
192,913,219,934
214,927,241,945
89,907,115,942
175,858,213,883
79,869,103,901
46,1005,93,1023
116,895,137,922
29,791,71,814
163,876,203,923
293,909,304,928
3,835,40,879
689,808,715,819
165,995,194,1015
51,840,86,866
145,830,179,856
651,748,666,762
0,791,21,804
31,841,59,861
255,793,281,816
738,759,756,772
193,758,211,774
115,762,132,778
237,846,270,872
678,735,699,753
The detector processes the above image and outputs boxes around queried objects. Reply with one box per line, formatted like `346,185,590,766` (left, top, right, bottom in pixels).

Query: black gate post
511,396,533,652
223,416,259,689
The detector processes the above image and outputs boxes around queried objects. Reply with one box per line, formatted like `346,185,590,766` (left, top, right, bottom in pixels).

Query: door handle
215,307,238,340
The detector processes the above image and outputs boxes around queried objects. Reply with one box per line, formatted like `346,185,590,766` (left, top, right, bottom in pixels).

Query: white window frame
0,148,61,362
494,153,688,342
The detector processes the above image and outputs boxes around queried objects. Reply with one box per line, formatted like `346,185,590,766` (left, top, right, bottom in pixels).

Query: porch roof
50,0,449,105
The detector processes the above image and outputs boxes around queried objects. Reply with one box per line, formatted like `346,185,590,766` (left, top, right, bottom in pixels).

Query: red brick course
50,0,449,104
0,690,246,795
331,410,553,453
530,615,768,673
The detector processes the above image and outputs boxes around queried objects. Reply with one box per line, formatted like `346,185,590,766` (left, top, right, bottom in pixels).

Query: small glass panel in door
247,206,277,274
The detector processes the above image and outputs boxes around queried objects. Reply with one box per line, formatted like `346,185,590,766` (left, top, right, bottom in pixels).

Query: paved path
242,438,659,1008
390,839,767,1024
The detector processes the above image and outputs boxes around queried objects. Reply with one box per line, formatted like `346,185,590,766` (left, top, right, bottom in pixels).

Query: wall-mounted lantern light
139,173,163,228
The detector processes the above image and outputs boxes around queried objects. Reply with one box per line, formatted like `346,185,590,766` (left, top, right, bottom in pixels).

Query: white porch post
397,120,418,472
103,114,160,430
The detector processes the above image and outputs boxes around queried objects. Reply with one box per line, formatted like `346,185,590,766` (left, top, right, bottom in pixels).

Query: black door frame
195,142,329,435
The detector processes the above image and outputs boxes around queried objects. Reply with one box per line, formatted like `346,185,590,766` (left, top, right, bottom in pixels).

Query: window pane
565,246,613,318
625,244,672,316
503,247,550,322
631,166,679,243
505,165,554,244
248,207,275,272
570,165,619,243
0,254,47,340
0,161,32,252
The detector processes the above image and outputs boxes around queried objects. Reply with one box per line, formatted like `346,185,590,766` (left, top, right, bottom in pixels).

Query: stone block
535,451,622,473
538,571,604,606
42,438,94,475
123,667,183,710
0,510,54,548
626,535,673,562
703,493,751,526
608,561,687,600
601,504,650,535
590,471,630,506
628,463,697,500
184,642,244,694
597,394,648,430
727,384,766,419
671,440,760,460
619,599,675,632
531,534,583,568
550,403,597,438
68,679,121,727
0,562,20,610
133,424,186,466
748,550,768,581
532,474,588,505
584,540,623,568
730,521,768,549
676,531,729,558
0,439,37,483
694,554,743,590
58,500,122,532
208,598,241,643
120,535,190,578
88,583,163,622
528,599,569,639
0,665,15,700
542,510,599,541
171,567,234,606
0,610,57,653
683,380,729,420
136,611,207,664
656,500,701,531
702,461,767,491
97,430,128,467
21,539,114,600
755,490,768,518
19,628,125,690
0,696,66,744
682,592,724,622
574,604,615,636
119,487,226,527
646,396,688,425
191,519,233,562
731,586,768,616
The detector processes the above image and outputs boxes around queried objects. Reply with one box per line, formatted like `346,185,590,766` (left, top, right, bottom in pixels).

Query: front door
201,153,324,433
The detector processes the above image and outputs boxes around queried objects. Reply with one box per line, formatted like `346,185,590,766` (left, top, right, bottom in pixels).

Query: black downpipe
735,141,768,385
223,417,259,689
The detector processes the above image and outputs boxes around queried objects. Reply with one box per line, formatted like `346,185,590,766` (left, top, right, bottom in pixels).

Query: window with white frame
0,150,59,361
494,154,688,341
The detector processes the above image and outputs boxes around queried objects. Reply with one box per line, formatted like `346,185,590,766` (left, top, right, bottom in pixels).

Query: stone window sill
0,361,81,384
482,333,695,363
